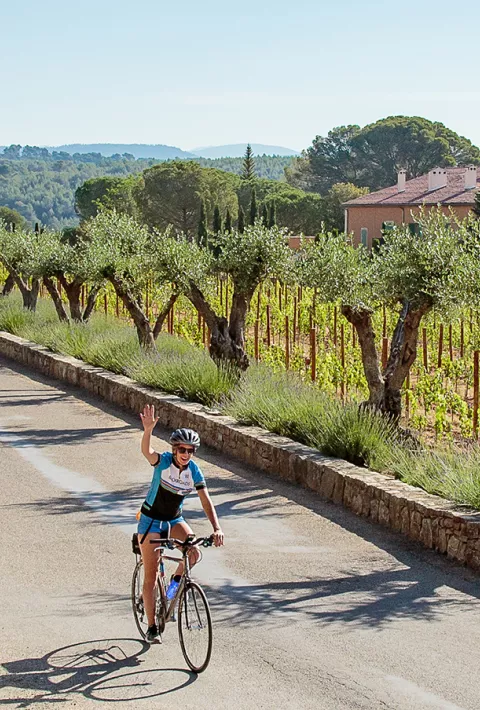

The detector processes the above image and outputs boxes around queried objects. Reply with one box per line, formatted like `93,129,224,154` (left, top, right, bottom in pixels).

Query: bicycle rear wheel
131,560,148,640
177,581,213,673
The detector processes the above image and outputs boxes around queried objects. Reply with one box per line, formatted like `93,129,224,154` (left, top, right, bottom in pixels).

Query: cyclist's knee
189,547,200,565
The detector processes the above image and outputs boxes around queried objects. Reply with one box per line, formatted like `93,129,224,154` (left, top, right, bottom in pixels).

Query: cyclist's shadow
0,638,197,705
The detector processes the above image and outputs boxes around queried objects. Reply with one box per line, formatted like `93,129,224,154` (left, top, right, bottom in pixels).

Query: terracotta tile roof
344,167,480,207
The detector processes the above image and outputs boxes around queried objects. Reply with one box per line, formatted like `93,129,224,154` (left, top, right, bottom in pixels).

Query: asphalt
1,356,479,710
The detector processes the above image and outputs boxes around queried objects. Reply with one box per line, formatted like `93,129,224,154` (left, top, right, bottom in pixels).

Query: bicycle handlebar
150,534,214,550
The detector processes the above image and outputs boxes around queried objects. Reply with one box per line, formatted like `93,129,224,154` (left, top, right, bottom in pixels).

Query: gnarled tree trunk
15,276,40,311
1,273,15,297
342,300,431,420
43,277,69,321
109,275,155,348
383,301,431,419
187,283,250,370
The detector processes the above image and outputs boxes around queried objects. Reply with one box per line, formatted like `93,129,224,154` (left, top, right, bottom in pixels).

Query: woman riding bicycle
138,404,224,643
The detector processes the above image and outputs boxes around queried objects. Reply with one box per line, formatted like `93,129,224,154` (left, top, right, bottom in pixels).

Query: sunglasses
176,446,195,455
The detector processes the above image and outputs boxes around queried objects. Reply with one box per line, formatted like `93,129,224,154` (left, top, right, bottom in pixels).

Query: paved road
1,356,480,710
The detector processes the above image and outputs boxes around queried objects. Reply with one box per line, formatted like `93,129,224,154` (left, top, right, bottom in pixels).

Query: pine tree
268,201,276,228
474,191,480,218
261,204,268,226
238,206,245,234
213,205,222,233
242,144,256,181
197,202,208,247
249,188,257,226
224,209,232,233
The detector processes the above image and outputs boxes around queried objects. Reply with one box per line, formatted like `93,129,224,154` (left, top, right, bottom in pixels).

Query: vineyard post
382,304,387,338
470,308,473,332
278,287,282,312
422,327,428,370
448,324,453,361
225,281,229,319
474,350,479,437
333,306,337,347
256,286,261,321
171,299,175,334
310,327,316,382
293,297,297,345
285,315,290,369
266,305,271,348
104,292,108,315
340,323,345,398
254,320,259,361
145,282,149,319
460,320,464,358
438,324,444,369
220,279,223,307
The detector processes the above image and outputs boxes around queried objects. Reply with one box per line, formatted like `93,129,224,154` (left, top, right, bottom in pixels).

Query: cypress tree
238,206,245,234
249,187,257,226
268,201,276,228
261,204,268,226
213,205,222,233
242,143,256,181
197,202,208,246
224,209,232,233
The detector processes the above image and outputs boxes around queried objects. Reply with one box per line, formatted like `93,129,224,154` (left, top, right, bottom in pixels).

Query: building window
408,222,422,237
382,221,395,232
360,228,368,247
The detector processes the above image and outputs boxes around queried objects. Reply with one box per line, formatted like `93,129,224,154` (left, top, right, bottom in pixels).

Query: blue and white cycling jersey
140,451,206,521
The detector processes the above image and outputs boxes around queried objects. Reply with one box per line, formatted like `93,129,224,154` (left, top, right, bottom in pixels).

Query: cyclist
138,403,224,643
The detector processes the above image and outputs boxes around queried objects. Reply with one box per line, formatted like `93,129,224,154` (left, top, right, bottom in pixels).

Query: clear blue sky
1,0,479,152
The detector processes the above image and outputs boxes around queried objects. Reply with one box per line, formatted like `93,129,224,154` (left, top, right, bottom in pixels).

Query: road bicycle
131,531,214,673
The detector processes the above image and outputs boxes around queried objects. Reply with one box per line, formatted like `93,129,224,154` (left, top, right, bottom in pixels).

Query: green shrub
390,445,480,509
226,365,399,469
129,341,236,406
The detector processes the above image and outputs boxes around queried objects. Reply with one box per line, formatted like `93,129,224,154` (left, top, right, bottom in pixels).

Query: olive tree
85,211,177,348
300,209,480,419
153,224,294,369
39,229,104,323
0,223,53,310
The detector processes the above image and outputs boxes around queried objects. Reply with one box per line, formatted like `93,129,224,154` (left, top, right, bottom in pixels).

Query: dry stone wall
1,331,480,571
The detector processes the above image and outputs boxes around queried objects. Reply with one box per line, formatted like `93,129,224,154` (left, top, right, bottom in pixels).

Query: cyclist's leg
171,519,200,577
138,516,161,626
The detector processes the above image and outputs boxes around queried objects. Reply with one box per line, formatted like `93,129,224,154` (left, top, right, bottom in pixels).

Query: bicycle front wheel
177,581,213,673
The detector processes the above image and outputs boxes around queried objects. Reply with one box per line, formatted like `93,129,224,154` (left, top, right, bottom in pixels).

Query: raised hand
140,404,159,432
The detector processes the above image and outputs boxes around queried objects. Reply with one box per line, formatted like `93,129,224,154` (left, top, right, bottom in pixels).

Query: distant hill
51,144,195,159
191,144,300,158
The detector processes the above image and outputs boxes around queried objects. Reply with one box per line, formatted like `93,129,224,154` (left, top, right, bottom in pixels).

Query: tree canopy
294,116,480,194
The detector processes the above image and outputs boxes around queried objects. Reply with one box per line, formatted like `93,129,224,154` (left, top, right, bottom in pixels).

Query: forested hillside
0,146,293,227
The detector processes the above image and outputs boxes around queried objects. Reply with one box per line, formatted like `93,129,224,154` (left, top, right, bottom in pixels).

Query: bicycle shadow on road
0,638,196,706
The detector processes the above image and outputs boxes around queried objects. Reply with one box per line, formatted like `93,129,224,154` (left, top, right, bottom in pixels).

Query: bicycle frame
154,546,189,622
152,536,207,624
